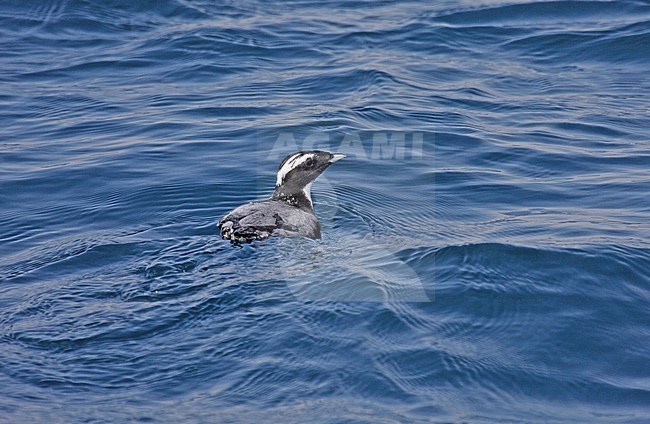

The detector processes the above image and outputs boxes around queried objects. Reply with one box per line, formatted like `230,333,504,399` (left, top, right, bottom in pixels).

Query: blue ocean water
1,0,649,421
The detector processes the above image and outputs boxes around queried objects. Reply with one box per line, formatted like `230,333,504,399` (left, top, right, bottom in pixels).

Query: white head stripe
276,153,315,186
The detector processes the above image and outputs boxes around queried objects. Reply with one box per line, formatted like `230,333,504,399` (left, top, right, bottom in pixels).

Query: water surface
1,0,649,422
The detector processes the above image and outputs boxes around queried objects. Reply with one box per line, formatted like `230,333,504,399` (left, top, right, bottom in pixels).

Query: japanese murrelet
218,150,345,243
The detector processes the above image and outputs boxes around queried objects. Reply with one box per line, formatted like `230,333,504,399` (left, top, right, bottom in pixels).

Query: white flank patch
276,153,315,186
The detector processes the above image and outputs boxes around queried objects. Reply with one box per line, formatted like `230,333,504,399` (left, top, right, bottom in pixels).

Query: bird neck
272,182,313,210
